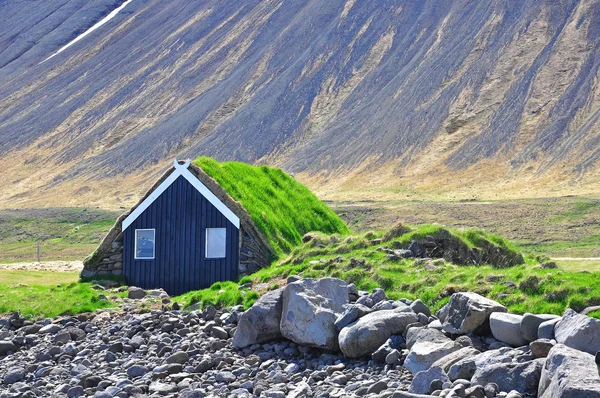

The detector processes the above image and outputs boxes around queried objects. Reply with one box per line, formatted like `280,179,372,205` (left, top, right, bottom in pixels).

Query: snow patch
41,0,134,63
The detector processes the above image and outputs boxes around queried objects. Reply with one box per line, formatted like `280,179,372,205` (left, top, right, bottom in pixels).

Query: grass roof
194,157,349,257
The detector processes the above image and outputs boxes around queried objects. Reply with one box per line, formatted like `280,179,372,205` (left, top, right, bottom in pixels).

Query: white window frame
205,228,227,259
134,229,155,260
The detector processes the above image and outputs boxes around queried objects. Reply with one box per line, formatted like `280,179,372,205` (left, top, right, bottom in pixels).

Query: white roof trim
122,159,241,230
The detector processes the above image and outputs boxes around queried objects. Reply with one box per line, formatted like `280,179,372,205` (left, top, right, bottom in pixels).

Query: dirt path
553,257,600,261
0,260,83,272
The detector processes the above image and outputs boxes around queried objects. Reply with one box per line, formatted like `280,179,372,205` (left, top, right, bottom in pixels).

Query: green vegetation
0,270,118,318
195,157,349,256
0,208,119,263
174,224,600,316
174,281,259,310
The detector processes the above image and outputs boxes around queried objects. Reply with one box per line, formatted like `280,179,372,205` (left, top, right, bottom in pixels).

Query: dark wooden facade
122,175,239,295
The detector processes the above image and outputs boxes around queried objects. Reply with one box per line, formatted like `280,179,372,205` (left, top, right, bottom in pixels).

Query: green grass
173,224,600,316
0,270,117,318
0,208,118,263
195,157,349,257
174,281,259,310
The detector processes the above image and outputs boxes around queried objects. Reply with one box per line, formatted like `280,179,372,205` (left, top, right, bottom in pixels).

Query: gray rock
440,292,507,334
538,344,600,397
530,339,555,359
404,329,462,374
410,366,450,394
127,365,149,378
489,313,528,347
67,386,85,398
128,287,146,299
288,381,311,398
165,350,189,364
448,347,516,381
538,318,561,340
554,309,600,355
280,278,348,350
372,335,405,363
385,349,401,364
149,381,178,393
39,324,62,334
520,313,560,342
367,380,388,394
233,288,284,348
0,340,17,356
53,330,71,344
334,304,372,331
339,309,417,358
215,371,236,382
211,326,229,339
410,300,431,317
465,385,486,398
430,347,481,373
471,359,544,396
2,367,25,385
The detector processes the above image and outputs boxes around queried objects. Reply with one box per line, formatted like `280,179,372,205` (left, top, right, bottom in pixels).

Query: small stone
128,287,146,299
530,338,555,358
165,350,189,364
67,386,85,398
385,349,401,364
367,380,388,394
127,365,149,378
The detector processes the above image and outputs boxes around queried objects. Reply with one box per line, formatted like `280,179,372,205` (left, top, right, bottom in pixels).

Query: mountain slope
1,0,600,207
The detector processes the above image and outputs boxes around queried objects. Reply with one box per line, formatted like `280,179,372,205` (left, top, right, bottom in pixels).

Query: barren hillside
1,0,600,207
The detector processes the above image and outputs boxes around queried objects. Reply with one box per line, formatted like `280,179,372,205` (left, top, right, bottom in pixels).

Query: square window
135,229,155,259
206,228,226,258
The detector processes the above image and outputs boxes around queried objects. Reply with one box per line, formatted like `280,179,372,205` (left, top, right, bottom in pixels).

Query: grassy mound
173,224,600,317
195,157,349,257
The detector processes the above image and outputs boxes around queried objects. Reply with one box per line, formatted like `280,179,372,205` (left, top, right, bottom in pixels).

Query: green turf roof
194,157,349,258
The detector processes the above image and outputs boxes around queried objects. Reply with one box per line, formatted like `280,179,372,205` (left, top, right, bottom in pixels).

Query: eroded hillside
1,0,600,207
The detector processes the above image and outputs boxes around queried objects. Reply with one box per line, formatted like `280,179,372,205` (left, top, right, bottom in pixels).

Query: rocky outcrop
538,344,600,397
339,310,417,358
4,279,598,397
471,358,544,396
440,292,507,334
489,313,529,347
554,309,600,355
520,313,560,342
404,329,462,374
280,278,348,351
233,288,284,348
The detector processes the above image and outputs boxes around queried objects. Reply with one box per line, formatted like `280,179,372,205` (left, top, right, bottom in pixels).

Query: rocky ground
1,278,600,398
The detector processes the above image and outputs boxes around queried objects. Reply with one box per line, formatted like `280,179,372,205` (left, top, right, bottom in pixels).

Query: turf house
82,158,348,295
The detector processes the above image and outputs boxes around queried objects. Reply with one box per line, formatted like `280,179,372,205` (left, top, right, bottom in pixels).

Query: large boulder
339,309,418,358
538,318,561,340
233,288,284,349
334,304,372,331
440,292,507,334
430,347,481,373
520,313,560,342
554,309,600,355
489,313,528,347
538,344,600,397
280,278,348,350
404,328,462,375
448,347,524,381
472,359,544,396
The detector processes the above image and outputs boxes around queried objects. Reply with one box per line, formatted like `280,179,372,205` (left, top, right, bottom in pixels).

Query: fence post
37,241,41,263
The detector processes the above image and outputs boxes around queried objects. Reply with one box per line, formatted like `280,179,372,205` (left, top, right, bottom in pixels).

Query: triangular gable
122,160,241,230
